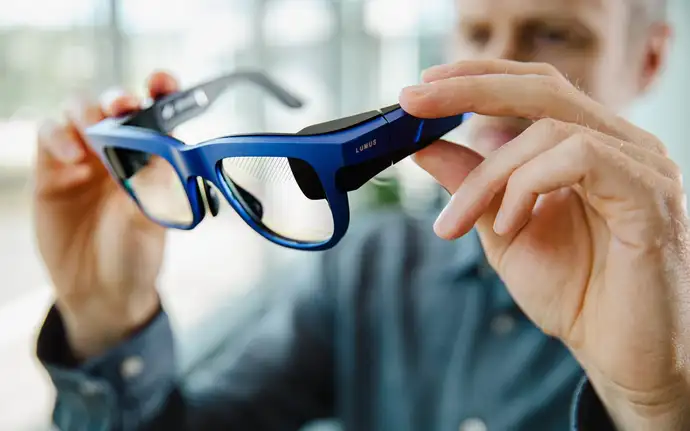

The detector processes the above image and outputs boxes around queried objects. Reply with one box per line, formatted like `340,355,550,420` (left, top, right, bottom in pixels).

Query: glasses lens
220,157,334,243
105,147,194,227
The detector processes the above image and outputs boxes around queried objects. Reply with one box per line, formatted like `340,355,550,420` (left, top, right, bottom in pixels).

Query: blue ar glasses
85,71,470,251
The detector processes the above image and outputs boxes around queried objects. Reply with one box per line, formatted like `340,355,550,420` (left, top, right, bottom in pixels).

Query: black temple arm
287,110,384,200
334,143,414,194
288,106,466,202
124,71,303,134
333,110,466,196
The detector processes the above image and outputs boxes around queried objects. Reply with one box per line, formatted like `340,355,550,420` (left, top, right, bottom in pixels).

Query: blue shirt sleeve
36,254,337,431
571,376,616,431
37,304,178,430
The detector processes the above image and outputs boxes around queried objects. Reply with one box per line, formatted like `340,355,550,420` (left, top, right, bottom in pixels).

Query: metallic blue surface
340,116,391,166
85,108,470,250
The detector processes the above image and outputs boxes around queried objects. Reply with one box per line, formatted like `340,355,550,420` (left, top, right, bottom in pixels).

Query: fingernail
420,69,428,81
433,200,456,238
493,209,507,235
402,83,434,97
420,68,434,82
421,65,445,81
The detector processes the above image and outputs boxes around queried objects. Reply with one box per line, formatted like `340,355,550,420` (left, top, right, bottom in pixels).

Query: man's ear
638,22,673,94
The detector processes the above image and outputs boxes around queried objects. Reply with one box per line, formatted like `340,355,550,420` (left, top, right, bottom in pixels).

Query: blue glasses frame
85,70,470,251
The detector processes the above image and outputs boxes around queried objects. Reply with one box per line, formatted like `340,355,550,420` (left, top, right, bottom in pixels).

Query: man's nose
489,37,529,62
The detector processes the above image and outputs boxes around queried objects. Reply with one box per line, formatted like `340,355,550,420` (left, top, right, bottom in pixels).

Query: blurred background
0,0,688,429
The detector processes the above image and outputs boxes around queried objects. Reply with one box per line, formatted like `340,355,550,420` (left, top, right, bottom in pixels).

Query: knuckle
539,75,565,95
653,181,686,222
663,181,686,207
526,76,567,120
532,117,566,136
639,172,684,214
464,158,489,186
456,59,480,71
460,96,479,117
536,62,561,77
479,59,502,72
568,133,597,162
637,131,667,155
473,62,493,76
665,160,683,184
506,161,538,192
505,169,525,191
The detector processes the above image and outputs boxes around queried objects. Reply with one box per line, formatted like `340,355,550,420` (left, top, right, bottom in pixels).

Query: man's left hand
399,59,690,430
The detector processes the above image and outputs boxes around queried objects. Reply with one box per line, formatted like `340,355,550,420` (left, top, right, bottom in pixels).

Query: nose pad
203,181,221,217
203,180,264,221
235,184,264,221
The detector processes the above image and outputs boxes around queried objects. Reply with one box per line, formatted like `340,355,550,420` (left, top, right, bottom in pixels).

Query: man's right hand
34,71,180,360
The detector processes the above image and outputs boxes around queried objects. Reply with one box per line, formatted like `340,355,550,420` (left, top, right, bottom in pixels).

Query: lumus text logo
356,139,377,154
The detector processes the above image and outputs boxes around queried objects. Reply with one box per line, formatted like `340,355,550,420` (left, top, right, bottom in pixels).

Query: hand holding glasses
85,71,470,251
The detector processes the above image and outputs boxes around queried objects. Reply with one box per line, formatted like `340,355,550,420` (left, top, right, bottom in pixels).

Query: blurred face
452,0,666,152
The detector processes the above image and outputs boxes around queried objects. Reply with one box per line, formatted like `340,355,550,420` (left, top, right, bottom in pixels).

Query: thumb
413,140,506,246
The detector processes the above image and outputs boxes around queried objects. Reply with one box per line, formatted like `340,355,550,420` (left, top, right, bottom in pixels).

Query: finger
401,74,580,120
412,140,485,193
101,91,141,117
34,161,93,198
438,133,675,241
60,98,109,169
446,120,681,232
147,70,180,99
65,97,105,129
36,119,85,165
399,74,653,150
35,120,96,196
422,59,563,83
497,136,677,237
411,140,489,237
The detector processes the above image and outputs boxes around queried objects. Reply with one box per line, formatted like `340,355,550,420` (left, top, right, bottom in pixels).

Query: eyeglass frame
85,70,471,251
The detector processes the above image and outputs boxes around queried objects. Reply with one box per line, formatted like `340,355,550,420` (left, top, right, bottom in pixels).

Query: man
33,0,687,429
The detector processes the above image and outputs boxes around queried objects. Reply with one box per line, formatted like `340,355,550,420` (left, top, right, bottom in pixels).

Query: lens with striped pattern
220,156,334,243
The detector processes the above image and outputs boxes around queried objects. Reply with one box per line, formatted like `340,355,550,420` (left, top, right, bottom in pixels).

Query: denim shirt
36,210,615,431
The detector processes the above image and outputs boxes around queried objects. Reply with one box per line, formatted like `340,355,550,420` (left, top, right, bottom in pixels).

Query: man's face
452,0,655,153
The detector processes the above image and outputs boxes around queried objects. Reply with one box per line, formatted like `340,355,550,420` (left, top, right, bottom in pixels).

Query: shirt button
490,313,516,335
120,356,145,379
459,418,488,431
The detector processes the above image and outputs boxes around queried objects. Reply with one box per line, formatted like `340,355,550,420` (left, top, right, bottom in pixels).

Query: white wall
627,0,690,177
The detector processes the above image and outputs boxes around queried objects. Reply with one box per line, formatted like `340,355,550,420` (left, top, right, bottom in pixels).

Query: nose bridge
177,146,209,180
491,30,521,61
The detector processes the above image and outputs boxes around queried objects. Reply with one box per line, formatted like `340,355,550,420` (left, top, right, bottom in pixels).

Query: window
2,1,688,428
0,2,454,427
